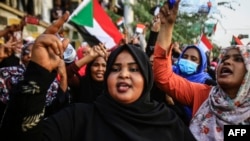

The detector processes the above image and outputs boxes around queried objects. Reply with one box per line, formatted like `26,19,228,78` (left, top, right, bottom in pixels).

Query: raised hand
159,0,180,25
157,0,181,52
2,36,15,48
151,15,161,32
88,43,108,59
0,36,22,60
31,12,70,72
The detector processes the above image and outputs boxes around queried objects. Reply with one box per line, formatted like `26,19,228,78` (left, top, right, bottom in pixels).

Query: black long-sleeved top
0,55,196,141
146,30,158,57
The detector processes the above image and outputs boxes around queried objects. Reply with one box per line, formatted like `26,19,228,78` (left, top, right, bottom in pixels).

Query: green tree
106,0,220,54
174,13,208,44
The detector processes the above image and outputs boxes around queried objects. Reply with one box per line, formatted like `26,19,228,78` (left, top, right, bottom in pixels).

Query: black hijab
94,44,195,141
75,57,105,103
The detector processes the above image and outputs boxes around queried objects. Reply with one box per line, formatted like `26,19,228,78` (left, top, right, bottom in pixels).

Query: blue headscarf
173,45,212,83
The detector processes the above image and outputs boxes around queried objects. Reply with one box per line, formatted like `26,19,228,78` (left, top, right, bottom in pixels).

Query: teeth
96,74,103,77
119,84,128,87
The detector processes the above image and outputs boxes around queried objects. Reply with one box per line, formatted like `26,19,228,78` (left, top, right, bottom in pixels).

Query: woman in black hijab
0,12,196,141
70,56,106,103
94,44,195,141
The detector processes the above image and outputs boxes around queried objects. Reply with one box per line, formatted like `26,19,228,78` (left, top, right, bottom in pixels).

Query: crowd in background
0,1,249,141
0,0,123,24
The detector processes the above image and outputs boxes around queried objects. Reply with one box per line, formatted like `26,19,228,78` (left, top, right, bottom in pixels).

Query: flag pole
197,32,204,45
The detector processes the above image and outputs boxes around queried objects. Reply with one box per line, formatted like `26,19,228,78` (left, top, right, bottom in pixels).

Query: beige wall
0,2,82,47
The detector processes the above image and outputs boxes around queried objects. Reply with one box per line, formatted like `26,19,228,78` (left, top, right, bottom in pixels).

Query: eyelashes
110,67,140,72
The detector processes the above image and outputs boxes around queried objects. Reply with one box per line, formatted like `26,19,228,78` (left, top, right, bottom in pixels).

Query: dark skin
155,0,245,100
157,0,180,53
30,12,70,72
0,18,26,62
0,18,25,38
0,36,22,61
30,11,107,73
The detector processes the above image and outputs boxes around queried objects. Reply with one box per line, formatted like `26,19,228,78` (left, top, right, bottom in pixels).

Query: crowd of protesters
0,0,125,24
0,0,249,141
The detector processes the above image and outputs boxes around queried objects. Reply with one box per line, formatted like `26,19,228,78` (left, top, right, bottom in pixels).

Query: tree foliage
106,0,220,56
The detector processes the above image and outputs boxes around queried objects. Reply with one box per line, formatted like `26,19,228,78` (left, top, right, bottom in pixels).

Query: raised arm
153,1,211,115
156,0,180,53
0,12,70,140
145,15,160,56
66,44,107,87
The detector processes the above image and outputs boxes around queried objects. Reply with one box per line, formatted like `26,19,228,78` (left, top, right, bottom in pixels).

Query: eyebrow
224,54,242,57
183,53,198,57
113,62,137,66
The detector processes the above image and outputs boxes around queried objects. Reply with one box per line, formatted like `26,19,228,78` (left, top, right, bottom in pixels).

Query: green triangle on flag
69,0,93,27
231,35,243,45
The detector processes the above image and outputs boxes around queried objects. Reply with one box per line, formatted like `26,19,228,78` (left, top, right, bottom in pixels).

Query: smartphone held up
166,0,176,9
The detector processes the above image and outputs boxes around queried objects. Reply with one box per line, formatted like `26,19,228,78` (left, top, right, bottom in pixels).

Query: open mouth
95,73,104,78
116,82,131,92
220,67,233,75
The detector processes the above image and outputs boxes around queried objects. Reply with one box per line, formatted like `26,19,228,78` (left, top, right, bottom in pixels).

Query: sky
179,0,250,47
212,0,250,47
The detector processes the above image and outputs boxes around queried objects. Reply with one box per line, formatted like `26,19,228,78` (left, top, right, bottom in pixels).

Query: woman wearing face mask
0,12,196,141
154,1,250,140
173,45,216,86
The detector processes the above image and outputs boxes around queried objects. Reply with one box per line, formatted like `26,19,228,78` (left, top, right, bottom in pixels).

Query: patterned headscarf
189,45,250,141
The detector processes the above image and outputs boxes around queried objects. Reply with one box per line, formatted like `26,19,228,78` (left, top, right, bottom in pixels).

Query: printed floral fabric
0,64,59,106
189,45,250,141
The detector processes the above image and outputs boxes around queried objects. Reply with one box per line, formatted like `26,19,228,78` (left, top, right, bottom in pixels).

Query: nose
119,68,130,78
97,65,106,72
100,66,106,71
223,58,233,65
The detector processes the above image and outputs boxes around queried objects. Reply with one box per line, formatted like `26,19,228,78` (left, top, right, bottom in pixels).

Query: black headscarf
94,44,195,141
75,57,105,103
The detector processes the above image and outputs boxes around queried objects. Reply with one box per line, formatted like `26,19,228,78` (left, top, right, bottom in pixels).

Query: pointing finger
44,11,70,34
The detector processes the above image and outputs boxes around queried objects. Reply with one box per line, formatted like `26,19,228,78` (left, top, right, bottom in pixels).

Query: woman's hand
151,15,161,32
88,43,108,59
31,12,70,72
157,0,181,52
159,0,180,25
0,36,21,60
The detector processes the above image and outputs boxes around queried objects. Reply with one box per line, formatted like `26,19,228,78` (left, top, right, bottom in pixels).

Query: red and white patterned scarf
189,45,250,141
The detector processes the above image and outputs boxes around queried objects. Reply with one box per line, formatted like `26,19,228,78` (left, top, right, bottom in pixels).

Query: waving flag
135,24,146,34
68,0,122,49
198,33,213,52
68,0,93,27
231,35,243,45
116,17,124,27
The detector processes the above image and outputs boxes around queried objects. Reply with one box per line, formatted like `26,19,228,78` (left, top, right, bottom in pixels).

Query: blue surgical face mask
178,58,198,75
